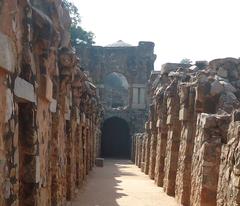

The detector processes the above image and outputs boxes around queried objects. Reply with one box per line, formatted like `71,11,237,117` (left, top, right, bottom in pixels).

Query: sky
71,0,240,70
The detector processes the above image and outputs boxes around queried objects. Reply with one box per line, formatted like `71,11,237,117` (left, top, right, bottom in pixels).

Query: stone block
0,32,15,73
50,99,57,113
145,122,148,130
81,113,86,123
166,115,174,125
179,108,188,121
38,75,53,101
217,67,228,78
14,77,36,102
76,108,80,124
210,80,224,96
149,121,153,129
233,175,240,188
95,158,104,167
5,89,14,122
65,96,70,120
65,110,71,120
200,113,217,128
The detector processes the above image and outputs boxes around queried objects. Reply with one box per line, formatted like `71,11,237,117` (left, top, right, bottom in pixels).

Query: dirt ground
72,159,179,206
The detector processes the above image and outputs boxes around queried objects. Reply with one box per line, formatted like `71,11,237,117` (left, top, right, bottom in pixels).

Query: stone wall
133,58,240,206
0,1,102,205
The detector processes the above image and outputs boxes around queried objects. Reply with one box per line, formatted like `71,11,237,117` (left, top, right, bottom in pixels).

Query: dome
106,40,133,47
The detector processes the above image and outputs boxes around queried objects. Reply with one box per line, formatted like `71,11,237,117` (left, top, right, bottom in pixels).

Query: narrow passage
73,159,178,206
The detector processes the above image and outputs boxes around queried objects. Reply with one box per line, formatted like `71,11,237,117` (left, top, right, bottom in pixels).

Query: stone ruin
1,1,240,206
77,40,156,134
133,58,240,206
0,1,102,205
77,40,156,159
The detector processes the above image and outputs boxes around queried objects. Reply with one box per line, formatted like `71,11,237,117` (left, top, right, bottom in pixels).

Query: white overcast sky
71,0,240,70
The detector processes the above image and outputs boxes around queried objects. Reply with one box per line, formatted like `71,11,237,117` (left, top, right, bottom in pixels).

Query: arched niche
102,72,129,109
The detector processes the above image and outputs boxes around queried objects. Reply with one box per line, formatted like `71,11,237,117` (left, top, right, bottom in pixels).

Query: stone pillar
175,86,196,205
190,113,230,206
131,135,137,163
138,135,143,168
154,94,168,187
19,103,40,206
149,125,157,179
163,84,181,196
79,119,85,183
144,123,151,175
217,112,240,206
154,126,168,186
141,135,146,172
134,135,138,165
75,123,81,188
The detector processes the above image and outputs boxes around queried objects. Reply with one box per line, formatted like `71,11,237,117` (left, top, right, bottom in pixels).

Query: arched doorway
101,117,131,159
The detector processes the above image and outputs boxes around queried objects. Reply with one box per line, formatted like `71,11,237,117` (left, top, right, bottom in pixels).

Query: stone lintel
14,77,36,103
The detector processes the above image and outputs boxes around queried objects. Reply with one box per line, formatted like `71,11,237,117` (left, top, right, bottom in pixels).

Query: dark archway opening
101,117,131,159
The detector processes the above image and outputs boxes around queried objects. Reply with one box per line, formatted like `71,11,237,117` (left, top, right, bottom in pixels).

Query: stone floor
72,159,178,206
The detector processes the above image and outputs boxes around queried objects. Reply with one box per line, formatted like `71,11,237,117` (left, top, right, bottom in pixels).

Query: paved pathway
72,159,178,206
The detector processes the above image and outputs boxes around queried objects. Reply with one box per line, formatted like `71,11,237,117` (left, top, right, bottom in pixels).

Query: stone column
190,113,230,206
141,135,146,172
154,92,168,187
144,122,151,175
134,135,138,165
137,135,143,168
163,83,181,196
18,103,39,206
175,86,196,205
149,126,157,179
217,112,240,206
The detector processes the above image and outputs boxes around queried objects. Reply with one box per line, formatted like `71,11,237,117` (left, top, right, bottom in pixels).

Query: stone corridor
72,159,178,206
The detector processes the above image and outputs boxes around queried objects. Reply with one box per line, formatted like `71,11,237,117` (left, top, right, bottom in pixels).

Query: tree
62,0,95,46
180,58,192,64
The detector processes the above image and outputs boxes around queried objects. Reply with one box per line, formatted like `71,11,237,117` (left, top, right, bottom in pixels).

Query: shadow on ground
72,159,134,206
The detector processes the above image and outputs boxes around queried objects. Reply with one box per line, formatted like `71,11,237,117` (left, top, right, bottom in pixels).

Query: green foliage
180,58,192,64
62,0,95,46
70,26,95,46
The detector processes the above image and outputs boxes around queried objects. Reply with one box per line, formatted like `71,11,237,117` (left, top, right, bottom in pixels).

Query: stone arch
101,69,132,85
101,117,131,159
102,72,130,109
